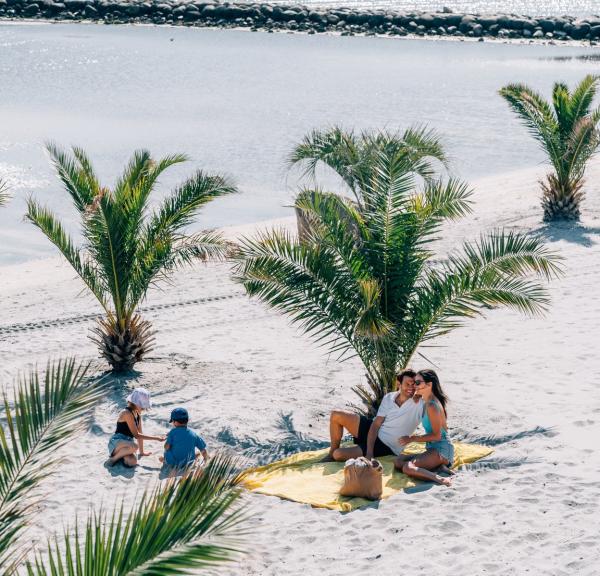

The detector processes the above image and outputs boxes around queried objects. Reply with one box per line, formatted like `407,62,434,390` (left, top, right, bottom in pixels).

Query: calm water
278,1,600,17
1,22,600,264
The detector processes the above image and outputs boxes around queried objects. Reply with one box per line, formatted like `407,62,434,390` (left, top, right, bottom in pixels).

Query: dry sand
1,165,599,575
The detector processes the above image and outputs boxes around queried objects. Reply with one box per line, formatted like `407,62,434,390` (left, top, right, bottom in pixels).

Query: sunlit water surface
1,23,600,264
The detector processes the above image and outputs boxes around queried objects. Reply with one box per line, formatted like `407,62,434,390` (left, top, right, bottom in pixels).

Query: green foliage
26,145,237,370
0,179,9,207
235,128,562,415
0,359,104,572
500,75,600,221
26,454,244,576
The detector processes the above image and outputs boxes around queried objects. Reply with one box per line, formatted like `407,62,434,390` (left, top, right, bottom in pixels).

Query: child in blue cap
160,407,208,468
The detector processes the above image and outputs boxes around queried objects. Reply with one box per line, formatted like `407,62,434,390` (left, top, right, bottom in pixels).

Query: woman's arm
123,412,164,443
399,404,444,445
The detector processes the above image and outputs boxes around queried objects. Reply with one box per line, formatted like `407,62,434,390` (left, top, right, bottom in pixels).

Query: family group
107,369,452,486
106,388,207,469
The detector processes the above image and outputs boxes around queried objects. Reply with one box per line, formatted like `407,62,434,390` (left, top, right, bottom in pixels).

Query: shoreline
3,1,600,45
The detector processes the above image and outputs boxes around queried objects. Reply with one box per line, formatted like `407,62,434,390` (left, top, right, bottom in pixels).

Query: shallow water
1,22,600,264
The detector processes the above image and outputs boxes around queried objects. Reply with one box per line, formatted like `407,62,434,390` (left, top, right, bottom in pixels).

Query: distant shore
3,0,600,44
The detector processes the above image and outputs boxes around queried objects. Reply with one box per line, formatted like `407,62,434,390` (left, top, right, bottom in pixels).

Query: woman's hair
417,369,448,416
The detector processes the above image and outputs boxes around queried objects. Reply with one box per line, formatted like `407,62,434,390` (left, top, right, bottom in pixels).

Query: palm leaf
27,454,245,575
0,359,105,572
0,180,9,207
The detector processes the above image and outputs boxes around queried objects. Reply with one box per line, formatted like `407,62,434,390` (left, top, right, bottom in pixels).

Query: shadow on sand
217,412,328,466
533,222,600,247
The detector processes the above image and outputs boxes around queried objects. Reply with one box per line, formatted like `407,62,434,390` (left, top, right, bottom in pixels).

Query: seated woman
395,369,454,486
106,387,164,467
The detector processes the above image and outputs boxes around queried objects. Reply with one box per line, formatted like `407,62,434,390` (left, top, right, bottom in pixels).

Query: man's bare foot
319,451,336,462
437,475,452,487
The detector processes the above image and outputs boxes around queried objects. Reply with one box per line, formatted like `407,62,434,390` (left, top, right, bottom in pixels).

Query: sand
1,164,599,575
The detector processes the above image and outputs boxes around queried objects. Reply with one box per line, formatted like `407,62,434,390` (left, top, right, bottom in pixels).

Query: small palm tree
26,454,245,575
500,75,600,221
27,145,237,372
234,129,562,415
0,359,103,572
0,180,8,206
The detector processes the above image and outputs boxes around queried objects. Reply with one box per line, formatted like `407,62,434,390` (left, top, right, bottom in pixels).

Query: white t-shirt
376,393,424,456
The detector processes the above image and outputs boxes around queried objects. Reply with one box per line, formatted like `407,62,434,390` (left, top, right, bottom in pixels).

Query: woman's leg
122,454,138,467
108,442,138,466
401,449,452,486
393,453,417,470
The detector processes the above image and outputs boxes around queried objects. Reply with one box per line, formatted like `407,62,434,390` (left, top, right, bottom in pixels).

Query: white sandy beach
1,164,599,575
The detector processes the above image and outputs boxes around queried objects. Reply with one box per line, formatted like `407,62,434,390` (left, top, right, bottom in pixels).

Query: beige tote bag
339,457,383,500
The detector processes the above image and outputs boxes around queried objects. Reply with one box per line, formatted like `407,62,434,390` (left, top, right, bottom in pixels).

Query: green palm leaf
0,180,9,207
27,454,245,575
0,359,105,572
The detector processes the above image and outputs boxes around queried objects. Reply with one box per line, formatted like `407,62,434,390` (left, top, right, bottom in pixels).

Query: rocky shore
2,0,600,42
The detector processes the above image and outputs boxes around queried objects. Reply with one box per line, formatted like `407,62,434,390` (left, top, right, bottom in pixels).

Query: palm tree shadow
217,412,328,466
533,222,600,247
453,425,556,446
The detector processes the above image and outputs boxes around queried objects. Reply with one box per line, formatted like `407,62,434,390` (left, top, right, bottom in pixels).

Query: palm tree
0,179,8,206
0,359,104,572
234,129,562,415
27,144,237,372
26,454,245,575
500,75,600,221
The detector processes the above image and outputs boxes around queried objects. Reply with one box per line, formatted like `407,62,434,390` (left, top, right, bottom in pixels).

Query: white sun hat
126,387,152,410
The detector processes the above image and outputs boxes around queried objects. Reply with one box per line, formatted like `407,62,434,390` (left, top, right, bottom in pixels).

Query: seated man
324,369,423,461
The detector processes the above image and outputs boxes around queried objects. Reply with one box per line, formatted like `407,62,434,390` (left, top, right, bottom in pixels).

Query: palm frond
25,200,108,309
45,142,100,213
499,84,562,166
0,359,104,572
27,454,245,575
0,180,9,207
567,74,599,124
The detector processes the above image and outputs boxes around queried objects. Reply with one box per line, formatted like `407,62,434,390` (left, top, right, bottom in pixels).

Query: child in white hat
107,387,164,467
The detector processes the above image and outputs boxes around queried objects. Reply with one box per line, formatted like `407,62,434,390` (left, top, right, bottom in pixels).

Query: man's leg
331,445,363,462
325,410,361,460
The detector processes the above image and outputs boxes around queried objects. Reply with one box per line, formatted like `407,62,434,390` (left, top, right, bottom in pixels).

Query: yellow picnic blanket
242,442,493,512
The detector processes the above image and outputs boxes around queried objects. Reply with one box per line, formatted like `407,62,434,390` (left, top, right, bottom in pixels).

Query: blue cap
169,407,189,422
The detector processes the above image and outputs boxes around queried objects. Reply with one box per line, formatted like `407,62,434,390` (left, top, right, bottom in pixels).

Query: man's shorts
352,416,395,457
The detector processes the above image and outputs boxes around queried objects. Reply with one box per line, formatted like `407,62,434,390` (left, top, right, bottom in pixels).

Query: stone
83,4,97,17
532,29,543,38
23,2,40,16
538,19,555,32
590,25,600,38
458,15,476,34
570,22,590,39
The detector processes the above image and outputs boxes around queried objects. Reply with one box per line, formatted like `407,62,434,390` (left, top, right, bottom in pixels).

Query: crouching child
160,407,208,468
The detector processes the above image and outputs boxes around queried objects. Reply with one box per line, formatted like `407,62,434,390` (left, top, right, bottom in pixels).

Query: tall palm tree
500,75,600,221
27,145,237,372
0,359,104,572
26,454,245,575
234,130,562,415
